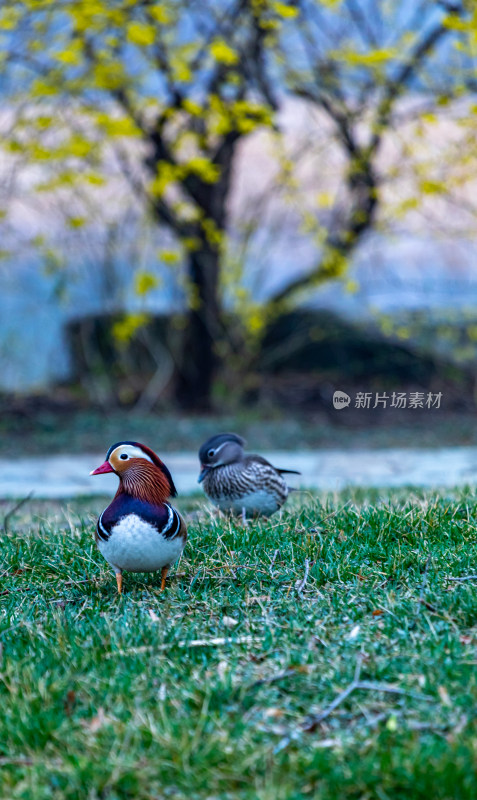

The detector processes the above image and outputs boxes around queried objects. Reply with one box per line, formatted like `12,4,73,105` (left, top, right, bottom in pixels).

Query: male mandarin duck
90,441,187,594
198,433,300,519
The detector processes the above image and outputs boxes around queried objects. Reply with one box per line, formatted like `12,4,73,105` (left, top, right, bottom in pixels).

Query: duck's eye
120,454,129,460
207,449,215,458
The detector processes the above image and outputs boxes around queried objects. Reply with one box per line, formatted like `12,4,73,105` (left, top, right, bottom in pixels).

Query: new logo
333,390,351,409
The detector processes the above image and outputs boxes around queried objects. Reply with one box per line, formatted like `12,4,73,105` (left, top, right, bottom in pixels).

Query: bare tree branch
344,0,379,48
370,4,464,151
270,1,464,306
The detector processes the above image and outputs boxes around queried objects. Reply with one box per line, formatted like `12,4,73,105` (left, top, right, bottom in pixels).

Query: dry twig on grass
275,657,433,751
0,756,35,767
248,667,302,691
108,635,260,658
269,549,280,578
0,577,93,597
3,492,34,536
296,558,310,596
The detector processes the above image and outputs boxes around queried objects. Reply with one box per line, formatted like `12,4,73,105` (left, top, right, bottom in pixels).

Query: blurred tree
269,0,466,305
0,0,279,408
0,0,469,408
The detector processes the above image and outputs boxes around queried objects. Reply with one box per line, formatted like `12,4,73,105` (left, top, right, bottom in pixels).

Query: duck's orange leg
160,566,169,592
115,572,123,594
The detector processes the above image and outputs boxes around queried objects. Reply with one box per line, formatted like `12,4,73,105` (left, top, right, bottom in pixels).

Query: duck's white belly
217,490,282,517
98,513,184,573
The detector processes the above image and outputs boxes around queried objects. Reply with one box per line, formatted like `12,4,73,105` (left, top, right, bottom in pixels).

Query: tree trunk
175,242,221,410
173,133,240,409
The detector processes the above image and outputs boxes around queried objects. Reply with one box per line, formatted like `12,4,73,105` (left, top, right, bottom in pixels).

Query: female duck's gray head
198,433,246,482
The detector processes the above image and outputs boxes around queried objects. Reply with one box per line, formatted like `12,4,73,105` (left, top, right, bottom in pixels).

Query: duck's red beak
90,461,114,476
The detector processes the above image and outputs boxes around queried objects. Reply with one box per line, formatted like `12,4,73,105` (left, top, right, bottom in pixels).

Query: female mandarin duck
90,441,187,594
198,433,300,520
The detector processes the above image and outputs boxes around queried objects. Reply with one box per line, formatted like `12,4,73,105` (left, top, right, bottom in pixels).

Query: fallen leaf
290,664,312,674
438,686,452,707
222,616,238,628
372,609,384,616
249,651,270,663
386,715,398,731
83,708,108,733
217,660,228,680
348,625,360,640
309,635,328,649
64,690,76,716
266,723,288,735
312,738,341,749
246,595,270,605
264,707,284,719
148,609,160,622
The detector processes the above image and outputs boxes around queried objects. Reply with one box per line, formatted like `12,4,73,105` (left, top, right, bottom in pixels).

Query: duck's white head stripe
109,445,154,463
212,442,227,455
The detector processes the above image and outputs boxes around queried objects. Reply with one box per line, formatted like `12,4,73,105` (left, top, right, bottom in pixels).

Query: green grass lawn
1,491,476,799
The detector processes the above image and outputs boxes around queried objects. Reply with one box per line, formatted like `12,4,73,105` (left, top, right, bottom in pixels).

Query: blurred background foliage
1,0,477,440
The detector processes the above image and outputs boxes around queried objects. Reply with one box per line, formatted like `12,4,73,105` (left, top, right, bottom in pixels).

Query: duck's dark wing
245,454,301,476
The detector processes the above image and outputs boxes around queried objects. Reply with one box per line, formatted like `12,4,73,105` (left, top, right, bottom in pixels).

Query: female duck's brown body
91,441,187,593
198,433,300,518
